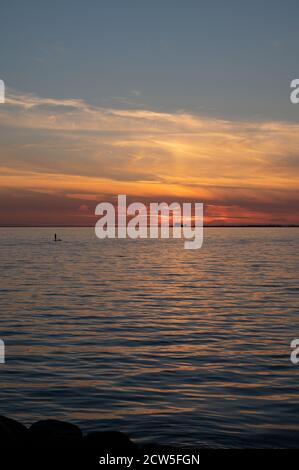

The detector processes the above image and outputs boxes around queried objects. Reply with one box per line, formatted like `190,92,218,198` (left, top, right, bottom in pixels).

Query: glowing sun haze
0,90,298,225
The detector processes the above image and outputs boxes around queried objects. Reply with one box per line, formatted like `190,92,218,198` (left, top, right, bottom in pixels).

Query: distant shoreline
0,225,298,228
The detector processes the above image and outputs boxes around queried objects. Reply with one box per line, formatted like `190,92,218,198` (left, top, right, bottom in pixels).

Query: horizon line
0,224,298,228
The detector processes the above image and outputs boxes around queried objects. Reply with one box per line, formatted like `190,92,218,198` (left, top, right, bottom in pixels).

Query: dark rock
29,419,83,447
84,430,137,452
0,415,28,446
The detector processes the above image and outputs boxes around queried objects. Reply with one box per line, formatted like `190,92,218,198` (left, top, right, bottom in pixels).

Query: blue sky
1,0,299,121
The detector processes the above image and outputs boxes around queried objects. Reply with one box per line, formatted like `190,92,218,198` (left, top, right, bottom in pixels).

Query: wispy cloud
0,89,298,224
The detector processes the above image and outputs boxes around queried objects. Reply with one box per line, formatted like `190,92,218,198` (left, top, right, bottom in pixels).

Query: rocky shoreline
0,414,154,449
0,415,124,447
1,415,199,466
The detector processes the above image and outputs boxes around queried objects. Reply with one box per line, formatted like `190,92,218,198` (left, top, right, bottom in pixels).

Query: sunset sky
0,0,298,225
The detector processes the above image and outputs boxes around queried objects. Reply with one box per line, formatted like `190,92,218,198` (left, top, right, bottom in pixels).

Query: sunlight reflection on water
0,227,298,448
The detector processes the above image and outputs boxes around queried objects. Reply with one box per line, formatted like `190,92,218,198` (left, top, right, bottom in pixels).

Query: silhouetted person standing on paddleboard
54,233,57,242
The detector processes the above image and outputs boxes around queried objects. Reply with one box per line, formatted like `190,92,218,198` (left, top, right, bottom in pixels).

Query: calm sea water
0,227,298,448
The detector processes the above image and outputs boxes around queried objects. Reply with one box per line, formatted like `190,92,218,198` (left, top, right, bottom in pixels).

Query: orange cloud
0,90,298,225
